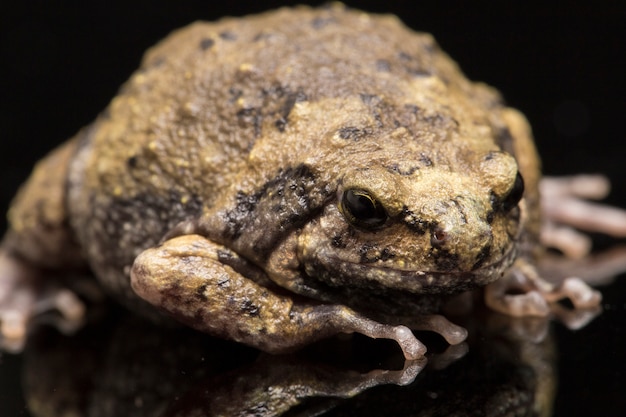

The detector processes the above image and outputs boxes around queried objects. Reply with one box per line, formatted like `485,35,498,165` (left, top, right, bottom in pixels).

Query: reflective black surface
1,274,624,417
1,1,625,416
0,301,556,416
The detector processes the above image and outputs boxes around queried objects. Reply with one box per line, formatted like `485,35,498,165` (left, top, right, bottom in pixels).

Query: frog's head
296,149,525,296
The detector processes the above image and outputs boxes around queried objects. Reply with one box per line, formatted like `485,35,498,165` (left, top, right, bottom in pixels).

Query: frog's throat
307,243,518,295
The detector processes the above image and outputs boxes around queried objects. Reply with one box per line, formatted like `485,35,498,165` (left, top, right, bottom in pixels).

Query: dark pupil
342,189,387,227
502,172,525,212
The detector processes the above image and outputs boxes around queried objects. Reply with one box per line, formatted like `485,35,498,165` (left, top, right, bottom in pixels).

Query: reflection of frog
19,308,555,416
1,5,624,357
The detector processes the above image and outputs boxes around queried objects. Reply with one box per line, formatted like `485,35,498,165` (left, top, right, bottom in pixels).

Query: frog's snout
419,196,494,272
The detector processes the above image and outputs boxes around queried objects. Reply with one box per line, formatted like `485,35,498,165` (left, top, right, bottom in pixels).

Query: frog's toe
551,303,602,330
540,223,592,259
0,291,32,352
393,325,427,360
0,253,85,352
486,289,551,317
540,175,626,257
1,310,27,345
545,277,602,309
407,314,468,345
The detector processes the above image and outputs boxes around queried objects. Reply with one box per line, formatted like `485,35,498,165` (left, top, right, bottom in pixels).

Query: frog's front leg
130,235,426,359
485,258,601,320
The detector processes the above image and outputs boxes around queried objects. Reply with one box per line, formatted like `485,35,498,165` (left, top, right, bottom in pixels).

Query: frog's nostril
430,227,447,247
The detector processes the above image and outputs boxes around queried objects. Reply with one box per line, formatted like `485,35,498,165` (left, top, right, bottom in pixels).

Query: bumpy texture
2,5,606,358
68,5,537,304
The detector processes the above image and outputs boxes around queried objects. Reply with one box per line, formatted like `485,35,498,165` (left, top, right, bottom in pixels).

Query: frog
1,4,625,358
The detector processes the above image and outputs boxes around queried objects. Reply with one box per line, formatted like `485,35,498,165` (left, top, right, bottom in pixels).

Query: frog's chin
306,245,518,295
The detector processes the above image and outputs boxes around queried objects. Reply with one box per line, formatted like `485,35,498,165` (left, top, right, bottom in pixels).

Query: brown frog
1,5,624,358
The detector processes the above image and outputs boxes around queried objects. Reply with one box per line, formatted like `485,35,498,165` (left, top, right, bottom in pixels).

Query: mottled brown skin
0,5,601,358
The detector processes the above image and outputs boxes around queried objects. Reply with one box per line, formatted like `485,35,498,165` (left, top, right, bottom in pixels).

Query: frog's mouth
305,242,518,296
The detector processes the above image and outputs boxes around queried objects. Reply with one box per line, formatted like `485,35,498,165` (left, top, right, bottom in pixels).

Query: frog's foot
317,307,427,360
0,252,85,352
485,260,601,328
540,175,626,258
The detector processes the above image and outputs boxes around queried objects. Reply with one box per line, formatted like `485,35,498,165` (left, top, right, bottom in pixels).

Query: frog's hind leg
1,137,87,351
131,235,427,360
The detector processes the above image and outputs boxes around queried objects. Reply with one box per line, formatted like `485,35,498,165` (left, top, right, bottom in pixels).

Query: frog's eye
501,172,525,212
339,189,388,229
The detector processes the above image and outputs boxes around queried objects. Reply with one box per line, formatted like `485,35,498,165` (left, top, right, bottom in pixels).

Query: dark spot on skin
228,87,243,103
376,59,391,72
401,207,429,235
408,68,432,77
223,191,261,240
401,103,458,132
127,156,138,169
359,243,396,263
423,113,458,129
283,91,306,116
331,235,346,248
404,104,420,114
311,16,335,29
359,93,380,106
397,51,432,77
160,281,186,307
274,90,305,132
275,118,287,131
241,299,260,317
398,51,413,61
495,127,516,156
358,94,386,127
252,32,272,42
149,56,165,68
217,276,230,288
199,38,215,50
386,164,419,176
380,247,395,262
219,31,237,41
337,126,371,141
261,84,286,98
423,37,440,54
236,107,263,137
419,153,433,167
472,245,492,270
235,85,306,135
431,248,460,271
195,283,209,301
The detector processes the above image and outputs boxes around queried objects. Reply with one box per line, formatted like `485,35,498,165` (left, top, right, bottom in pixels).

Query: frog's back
67,5,537,308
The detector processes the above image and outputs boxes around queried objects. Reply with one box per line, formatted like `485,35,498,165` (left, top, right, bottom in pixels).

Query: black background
1,1,625,416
